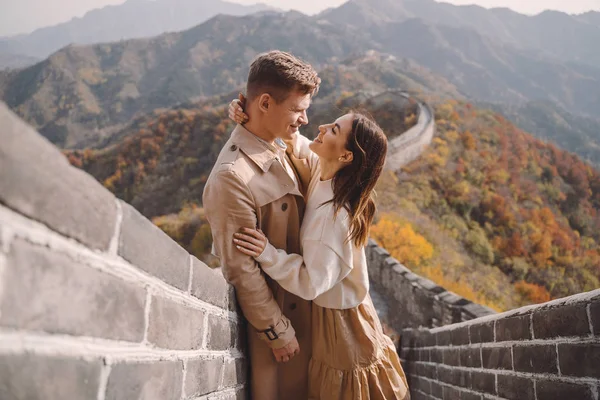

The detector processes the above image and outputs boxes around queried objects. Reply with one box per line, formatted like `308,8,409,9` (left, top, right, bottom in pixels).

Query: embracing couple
203,51,409,400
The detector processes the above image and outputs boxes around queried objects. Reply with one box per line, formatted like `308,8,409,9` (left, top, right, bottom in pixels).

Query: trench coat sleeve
255,240,353,301
204,169,295,349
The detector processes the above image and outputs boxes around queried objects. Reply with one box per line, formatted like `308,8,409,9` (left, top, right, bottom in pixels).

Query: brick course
0,354,102,400
1,239,146,341
532,304,590,339
0,104,247,400
399,288,600,400
119,202,190,290
105,361,183,400
185,358,223,397
146,296,205,350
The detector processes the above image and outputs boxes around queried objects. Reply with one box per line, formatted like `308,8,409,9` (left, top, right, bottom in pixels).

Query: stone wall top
0,101,248,400
366,240,495,335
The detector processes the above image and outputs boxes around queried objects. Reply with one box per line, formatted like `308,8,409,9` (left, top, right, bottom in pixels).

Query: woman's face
309,113,354,162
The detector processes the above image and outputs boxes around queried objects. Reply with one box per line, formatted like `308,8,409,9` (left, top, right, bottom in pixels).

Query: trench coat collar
230,124,280,173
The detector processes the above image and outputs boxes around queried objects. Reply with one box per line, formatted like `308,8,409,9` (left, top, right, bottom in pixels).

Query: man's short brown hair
246,51,321,103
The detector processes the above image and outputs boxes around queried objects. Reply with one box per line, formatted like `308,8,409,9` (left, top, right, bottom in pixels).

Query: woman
230,100,409,400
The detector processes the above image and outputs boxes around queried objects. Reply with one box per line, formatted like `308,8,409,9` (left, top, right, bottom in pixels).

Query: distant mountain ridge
0,12,373,148
0,0,276,68
2,0,600,154
0,53,40,70
485,100,600,168
577,11,600,26
372,18,600,116
320,0,600,69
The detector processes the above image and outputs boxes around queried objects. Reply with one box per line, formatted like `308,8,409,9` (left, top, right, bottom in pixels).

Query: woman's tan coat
203,124,315,400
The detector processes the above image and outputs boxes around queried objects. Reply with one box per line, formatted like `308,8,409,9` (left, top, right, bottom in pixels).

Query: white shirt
256,136,369,309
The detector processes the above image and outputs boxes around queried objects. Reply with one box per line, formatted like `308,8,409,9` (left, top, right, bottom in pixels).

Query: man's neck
243,119,275,145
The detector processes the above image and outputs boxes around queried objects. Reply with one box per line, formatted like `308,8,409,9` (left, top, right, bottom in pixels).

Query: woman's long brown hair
328,113,388,247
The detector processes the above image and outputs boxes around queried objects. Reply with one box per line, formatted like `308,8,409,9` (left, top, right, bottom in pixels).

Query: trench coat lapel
231,125,303,207
286,150,311,198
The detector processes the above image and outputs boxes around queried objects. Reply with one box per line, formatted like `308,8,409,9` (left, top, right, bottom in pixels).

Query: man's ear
339,151,354,164
258,93,271,113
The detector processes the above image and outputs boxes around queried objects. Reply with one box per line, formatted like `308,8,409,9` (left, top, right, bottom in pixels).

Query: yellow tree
371,215,434,268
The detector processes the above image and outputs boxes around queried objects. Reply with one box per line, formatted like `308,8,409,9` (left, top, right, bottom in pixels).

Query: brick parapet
0,103,247,400
366,239,495,334
400,288,600,400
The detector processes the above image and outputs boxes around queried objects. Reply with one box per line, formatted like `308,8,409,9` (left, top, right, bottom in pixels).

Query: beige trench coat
203,125,315,400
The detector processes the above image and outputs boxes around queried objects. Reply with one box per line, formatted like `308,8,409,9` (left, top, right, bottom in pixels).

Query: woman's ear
339,151,354,164
258,93,270,113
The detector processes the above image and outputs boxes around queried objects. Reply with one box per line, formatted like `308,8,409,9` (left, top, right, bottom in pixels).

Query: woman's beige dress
309,294,409,400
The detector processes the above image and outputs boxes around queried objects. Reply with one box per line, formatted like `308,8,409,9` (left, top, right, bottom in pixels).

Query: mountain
371,18,600,116
0,12,373,148
0,53,40,70
320,0,600,69
4,7,600,150
414,5,600,69
485,101,600,168
65,97,234,218
319,0,410,27
0,0,275,68
316,51,464,102
577,11,600,26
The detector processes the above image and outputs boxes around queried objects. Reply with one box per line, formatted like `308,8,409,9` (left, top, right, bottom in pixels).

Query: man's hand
272,336,300,363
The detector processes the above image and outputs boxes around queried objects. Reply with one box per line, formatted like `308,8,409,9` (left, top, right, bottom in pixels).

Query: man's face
267,90,311,140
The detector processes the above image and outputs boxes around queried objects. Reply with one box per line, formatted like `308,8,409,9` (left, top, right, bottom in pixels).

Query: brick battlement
0,102,246,399
366,240,495,333
399,288,600,399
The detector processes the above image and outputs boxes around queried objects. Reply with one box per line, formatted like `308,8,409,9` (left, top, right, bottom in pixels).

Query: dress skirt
308,294,410,400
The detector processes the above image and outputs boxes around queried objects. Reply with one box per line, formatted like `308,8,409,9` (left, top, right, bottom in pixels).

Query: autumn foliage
376,99,600,310
66,103,235,218
370,215,434,268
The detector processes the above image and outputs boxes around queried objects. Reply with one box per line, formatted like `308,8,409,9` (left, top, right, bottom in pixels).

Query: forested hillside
372,100,600,311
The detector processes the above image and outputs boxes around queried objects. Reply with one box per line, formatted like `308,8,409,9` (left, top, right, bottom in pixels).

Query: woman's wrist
255,242,275,264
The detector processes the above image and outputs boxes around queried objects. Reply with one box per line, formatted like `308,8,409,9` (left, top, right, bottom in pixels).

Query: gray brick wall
0,103,247,400
385,100,436,171
400,289,600,400
366,240,496,334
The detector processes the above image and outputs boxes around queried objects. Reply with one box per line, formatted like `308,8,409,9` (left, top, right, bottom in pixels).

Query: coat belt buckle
263,327,279,341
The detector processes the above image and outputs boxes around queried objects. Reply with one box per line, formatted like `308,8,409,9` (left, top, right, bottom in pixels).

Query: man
203,51,320,400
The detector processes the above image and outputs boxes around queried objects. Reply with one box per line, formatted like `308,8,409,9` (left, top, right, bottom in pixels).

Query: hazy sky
1,0,599,37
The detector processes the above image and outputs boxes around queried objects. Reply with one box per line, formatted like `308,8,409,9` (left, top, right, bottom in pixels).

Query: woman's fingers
235,243,262,257
239,228,266,242
235,245,259,257
228,104,237,119
241,227,266,241
235,239,262,252
228,100,247,124
227,97,249,124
